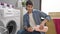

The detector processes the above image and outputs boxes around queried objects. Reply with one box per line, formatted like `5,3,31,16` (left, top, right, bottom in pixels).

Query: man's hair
26,0,33,6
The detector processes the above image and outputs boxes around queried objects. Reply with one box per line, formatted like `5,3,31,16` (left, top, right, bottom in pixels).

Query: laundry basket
0,26,9,34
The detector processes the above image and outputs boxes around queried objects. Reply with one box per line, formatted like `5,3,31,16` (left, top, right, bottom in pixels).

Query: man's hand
27,27,34,32
40,26,48,32
34,26,40,32
39,19,48,30
34,25,48,32
39,23,44,30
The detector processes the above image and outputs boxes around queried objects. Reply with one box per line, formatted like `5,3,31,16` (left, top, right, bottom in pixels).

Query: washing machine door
0,26,9,34
7,20,17,34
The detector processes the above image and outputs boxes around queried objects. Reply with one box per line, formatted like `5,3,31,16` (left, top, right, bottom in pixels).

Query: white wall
41,0,60,14
31,0,40,9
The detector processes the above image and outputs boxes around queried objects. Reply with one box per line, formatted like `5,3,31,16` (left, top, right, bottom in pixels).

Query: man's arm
39,19,48,30
38,10,51,29
38,10,51,24
23,15,34,32
23,15,29,30
41,19,48,25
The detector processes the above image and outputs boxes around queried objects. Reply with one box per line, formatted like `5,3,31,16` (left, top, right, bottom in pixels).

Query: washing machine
0,7,20,34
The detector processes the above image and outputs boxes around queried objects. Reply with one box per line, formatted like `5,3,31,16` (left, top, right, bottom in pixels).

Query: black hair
26,0,33,6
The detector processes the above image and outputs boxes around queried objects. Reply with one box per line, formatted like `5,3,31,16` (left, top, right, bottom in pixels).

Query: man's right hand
27,27,34,32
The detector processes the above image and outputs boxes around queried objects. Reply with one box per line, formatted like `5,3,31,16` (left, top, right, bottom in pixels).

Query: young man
17,0,51,34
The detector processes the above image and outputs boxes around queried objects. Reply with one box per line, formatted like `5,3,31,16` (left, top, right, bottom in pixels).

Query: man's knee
32,31,41,34
17,30,25,34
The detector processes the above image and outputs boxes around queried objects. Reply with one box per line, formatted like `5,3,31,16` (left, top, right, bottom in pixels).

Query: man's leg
22,30,32,34
17,30,24,34
41,32,45,34
17,30,32,34
32,31,41,34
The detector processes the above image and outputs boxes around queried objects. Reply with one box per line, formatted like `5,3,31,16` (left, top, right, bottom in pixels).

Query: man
17,0,51,34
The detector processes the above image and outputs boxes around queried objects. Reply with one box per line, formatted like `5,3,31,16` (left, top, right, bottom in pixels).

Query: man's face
26,5,33,12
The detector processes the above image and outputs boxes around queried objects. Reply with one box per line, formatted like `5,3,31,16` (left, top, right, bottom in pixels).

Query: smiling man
17,0,51,34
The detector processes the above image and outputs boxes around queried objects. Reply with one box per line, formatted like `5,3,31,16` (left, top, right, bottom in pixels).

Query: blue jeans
17,30,41,34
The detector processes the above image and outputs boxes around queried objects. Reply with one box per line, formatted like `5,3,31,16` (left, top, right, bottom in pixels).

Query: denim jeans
17,30,41,34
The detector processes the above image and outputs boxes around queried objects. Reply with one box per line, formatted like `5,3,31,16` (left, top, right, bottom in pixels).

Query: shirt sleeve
23,15,30,29
38,10,51,21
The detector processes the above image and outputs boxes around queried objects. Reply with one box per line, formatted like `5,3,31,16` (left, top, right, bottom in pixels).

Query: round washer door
7,20,17,34
0,26,9,34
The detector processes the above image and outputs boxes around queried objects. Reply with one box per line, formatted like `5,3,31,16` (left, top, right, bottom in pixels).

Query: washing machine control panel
0,8,20,17
0,3,20,17
4,8,15,17
0,8,15,17
14,9,20,16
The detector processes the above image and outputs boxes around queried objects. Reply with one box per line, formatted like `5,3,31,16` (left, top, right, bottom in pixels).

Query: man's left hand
39,23,44,30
